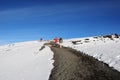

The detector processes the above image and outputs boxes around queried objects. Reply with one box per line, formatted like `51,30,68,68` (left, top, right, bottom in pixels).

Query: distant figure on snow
59,37,63,48
59,37,63,43
54,37,59,43
40,38,43,42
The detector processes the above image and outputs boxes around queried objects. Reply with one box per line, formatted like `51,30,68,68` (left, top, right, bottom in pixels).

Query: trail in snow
49,46,120,80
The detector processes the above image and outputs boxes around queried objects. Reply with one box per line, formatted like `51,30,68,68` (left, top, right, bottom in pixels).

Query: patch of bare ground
49,46,120,80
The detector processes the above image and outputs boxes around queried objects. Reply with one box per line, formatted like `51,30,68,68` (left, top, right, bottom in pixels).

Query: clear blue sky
0,0,120,45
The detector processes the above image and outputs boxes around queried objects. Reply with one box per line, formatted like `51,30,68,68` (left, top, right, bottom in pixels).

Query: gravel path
49,46,120,80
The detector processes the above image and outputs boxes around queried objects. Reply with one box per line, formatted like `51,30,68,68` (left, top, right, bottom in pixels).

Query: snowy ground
0,35,120,80
0,41,54,80
62,36,120,72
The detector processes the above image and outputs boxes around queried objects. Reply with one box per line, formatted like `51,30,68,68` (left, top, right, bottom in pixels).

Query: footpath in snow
49,46,120,80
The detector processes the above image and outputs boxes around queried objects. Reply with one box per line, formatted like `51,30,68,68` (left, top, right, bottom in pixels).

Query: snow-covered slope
0,34,120,80
0,41,54,80
62,34,120,72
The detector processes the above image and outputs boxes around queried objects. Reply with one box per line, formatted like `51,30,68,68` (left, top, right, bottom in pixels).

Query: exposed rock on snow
62,34,120,72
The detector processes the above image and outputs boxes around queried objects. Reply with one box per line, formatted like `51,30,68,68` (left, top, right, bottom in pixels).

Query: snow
62,36,120,72
0,41,54,80
0,35,120,80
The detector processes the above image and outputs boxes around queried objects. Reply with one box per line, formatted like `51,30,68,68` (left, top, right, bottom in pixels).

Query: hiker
40,38,43,42
59,37,63,48
59,37,63,43
53,37,58,47
54,37,59,43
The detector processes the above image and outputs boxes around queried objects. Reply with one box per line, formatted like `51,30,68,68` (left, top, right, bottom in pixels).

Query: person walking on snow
40,38,43,42
59,37,63,48
54,37,59,43
59,37,63,43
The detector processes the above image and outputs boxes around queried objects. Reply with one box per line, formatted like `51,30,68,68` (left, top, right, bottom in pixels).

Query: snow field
0,41,54,80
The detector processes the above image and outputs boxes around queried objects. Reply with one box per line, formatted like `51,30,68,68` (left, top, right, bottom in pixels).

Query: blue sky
0,0,120,45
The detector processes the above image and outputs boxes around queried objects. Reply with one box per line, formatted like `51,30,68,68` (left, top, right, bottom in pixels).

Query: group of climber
53,37,63,48
40,37,63,48
53,37,63,44
40,37,63,43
